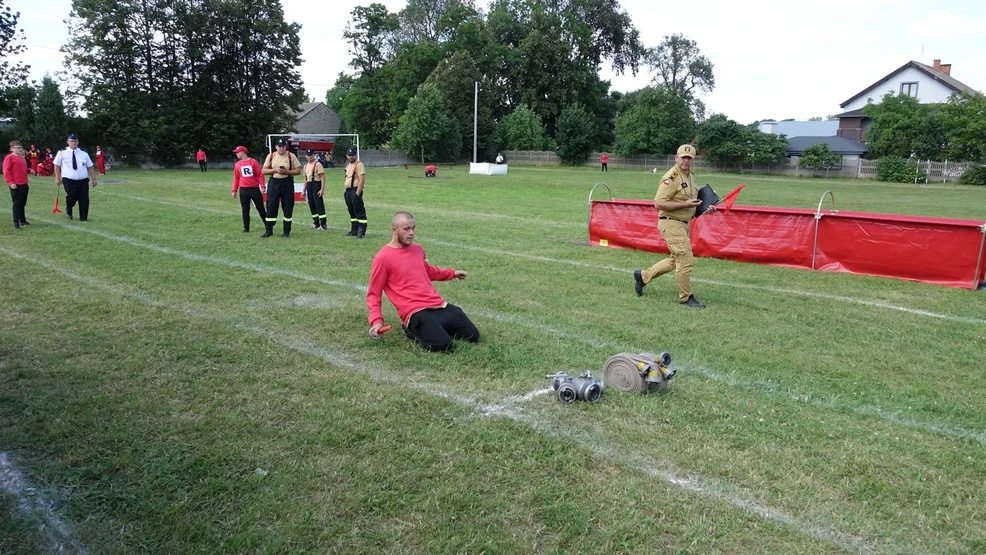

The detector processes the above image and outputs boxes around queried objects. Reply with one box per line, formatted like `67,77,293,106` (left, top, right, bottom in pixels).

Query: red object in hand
378,325,392,335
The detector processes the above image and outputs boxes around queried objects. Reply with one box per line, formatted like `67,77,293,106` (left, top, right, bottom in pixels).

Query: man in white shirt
54,134,98,221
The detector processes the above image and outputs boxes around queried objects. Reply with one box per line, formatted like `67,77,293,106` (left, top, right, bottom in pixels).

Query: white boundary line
0,452,88,554
90,190,986,326
15,222,986,447
0,249,879,553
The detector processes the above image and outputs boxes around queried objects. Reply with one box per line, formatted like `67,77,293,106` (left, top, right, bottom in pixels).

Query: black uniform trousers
238,187,265,231
9,184,28,225
199,160,207,172
305,181,327,227
402,304,480,352
265,177,295,234
63,178,90,221
343,187,366,224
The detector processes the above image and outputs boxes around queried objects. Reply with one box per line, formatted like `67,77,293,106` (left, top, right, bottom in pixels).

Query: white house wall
843,67,955,111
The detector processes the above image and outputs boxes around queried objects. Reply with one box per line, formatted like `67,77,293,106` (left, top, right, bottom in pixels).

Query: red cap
232,146,248,154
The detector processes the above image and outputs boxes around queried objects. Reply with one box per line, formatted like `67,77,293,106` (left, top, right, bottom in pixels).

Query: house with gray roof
758,120,838,138
293,102,341,135
835,59,976,143
784,136,868,163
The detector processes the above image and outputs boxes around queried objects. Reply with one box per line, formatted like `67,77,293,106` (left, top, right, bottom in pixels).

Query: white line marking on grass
17,224,986,447
1,254,878,553
93,189,986,327
0,452,89,554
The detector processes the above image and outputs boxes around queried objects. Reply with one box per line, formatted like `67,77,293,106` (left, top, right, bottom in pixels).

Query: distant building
292,102,340,135
784,136,868,163
835,60,976,143
758,120,838,138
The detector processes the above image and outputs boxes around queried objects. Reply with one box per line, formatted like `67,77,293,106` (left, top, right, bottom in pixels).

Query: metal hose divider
587,182,613,244
974,222,986,289
812,190,837,271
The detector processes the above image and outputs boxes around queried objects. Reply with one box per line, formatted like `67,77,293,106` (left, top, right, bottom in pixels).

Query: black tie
72,151,78,170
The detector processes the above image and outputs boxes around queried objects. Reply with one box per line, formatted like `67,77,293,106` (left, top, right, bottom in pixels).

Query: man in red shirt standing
367,211,480,352
600,152,609,172
95,145,107,175
4,141,31,229
196,148,208,172
231,145,266,233
27,144,41,175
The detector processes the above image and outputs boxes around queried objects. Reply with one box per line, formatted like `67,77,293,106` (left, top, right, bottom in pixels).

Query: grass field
2,165,986,553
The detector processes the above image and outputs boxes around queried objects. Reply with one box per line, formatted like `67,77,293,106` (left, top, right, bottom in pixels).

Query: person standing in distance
53,134,97,221
196,147,208,172
303,149,327,230
343,147,367,238
95,145,107,175
261,138,301,238
633,144,713,308
367,212,480,352
4,141,31,229
231,145,266,233
600,152,609,172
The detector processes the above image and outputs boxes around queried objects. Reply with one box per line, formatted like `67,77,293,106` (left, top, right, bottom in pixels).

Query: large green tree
645,34,715,120
798,143,841,170
34,75,67,148
0,0,29,88
555,102,595,164
614,86,693,156
425,50,495,159
391,83,461,162
65,0,305,166
863,93,946,160
940,91,986,162
497,104,548,150
696,113,747,166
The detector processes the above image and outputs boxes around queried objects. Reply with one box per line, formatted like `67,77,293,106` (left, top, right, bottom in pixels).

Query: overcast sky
10,0,986,123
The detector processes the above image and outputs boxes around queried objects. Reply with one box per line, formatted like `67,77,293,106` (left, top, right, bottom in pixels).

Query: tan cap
677,144,696,158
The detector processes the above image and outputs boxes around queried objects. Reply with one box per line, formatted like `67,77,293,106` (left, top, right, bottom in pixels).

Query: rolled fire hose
602,352,674,394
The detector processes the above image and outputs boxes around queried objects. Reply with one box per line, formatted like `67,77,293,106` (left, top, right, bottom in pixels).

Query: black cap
305,149,315,155
67,133,79,140
275,138,287,146
346,147,357,156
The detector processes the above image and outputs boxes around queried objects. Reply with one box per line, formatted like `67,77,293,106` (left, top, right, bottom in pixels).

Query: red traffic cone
52,187,63,214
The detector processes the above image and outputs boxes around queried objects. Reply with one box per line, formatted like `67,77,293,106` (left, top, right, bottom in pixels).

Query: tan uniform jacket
304,161,324,183
264,152,301,179
655,166,697,223
344,161,366,189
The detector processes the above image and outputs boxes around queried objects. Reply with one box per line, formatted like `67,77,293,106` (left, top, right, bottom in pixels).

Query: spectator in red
367,211,480,352
196,148,208,172
27,144,41,174
95,145,107,175
600,152,609,172
4,140,31,229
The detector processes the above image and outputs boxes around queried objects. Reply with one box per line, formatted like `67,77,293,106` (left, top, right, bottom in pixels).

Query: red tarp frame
589,199,986,290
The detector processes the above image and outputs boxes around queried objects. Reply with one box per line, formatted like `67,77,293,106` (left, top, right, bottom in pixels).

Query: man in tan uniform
633,144,713,308
261,138,302,238
343,147,367,238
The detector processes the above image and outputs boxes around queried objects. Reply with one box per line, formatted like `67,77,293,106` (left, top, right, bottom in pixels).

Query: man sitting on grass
367,212,480,352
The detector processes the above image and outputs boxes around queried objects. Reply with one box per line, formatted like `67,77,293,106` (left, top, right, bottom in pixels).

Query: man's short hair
9,140,22,148
392,211,415,227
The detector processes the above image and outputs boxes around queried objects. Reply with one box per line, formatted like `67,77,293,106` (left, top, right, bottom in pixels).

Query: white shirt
54,148,94,180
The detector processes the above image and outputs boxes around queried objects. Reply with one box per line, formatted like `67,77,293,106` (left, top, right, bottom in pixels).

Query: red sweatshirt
3,153,28,185
232,158,264,193
367,243,456,326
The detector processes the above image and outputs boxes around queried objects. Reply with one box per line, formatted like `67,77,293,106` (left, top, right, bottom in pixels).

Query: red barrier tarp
589,200,986,290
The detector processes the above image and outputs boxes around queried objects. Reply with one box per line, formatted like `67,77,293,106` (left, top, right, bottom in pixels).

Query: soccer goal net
264,134,361,160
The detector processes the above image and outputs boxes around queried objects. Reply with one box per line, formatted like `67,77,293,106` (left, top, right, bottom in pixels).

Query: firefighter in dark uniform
261,138,301,238
303,149,327,230
633,144,713,308
343,147,367,238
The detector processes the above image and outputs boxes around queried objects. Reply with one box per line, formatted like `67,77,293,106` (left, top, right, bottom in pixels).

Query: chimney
933,59,941,70
940,64,951,75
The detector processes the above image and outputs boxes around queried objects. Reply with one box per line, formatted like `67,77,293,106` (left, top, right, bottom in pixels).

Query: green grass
2,165,986,553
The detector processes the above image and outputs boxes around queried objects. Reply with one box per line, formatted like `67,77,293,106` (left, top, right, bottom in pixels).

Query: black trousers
601,163,608,172
63,178,90,220
265,177,294,232
199,160,207,172
9,184,28,224
402,304,480,352
343,187,366,223
238,187,265,231
305,182,326,225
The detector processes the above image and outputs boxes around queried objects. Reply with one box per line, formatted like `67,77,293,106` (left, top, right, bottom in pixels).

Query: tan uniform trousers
641,219,693,302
